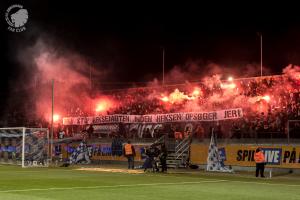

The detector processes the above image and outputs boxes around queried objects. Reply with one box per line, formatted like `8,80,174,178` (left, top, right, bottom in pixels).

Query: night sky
1,2,300,113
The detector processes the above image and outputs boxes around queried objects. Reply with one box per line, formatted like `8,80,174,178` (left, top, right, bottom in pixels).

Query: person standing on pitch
159,143,168,172
123,140,136,169
254,147,266,177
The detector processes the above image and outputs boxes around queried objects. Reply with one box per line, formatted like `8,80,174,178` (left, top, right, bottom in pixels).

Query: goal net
0,127,49,167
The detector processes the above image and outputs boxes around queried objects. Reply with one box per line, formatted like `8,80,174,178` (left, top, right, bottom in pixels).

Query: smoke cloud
13,36,108,124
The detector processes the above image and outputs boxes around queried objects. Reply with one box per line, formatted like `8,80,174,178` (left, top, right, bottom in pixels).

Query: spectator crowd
2,74,300,140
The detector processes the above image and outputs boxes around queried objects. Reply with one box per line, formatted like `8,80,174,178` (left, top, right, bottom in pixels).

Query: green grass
1,165,300,200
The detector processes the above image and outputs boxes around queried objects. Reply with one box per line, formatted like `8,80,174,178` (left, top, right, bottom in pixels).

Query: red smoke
19,37,300,122
34,51,92,122
142,64,300,113
17,38,107,124
283,64,300,83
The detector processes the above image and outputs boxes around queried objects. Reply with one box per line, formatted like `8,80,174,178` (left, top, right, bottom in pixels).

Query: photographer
159,144,168,172
144,144,160,172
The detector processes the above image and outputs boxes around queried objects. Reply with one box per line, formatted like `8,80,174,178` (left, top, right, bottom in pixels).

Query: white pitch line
137,173,300,187
164,174,300,187
0,177,299,194
0,170,69,173
229,180,300,187
0,180,226,193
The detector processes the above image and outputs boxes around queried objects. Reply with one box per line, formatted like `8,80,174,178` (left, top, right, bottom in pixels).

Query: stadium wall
56,141,300,169
58,143,149,163
190,144,300,169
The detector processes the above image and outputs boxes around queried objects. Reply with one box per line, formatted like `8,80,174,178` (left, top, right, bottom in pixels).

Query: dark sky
1,1,300,107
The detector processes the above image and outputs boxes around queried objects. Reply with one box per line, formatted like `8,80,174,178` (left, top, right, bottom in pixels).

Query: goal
0,127,49,167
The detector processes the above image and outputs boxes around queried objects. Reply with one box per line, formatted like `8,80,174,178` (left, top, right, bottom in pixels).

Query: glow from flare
262,95,270,102
95,98,115,113
221,83,236,89
192,88,200,96
161,96,169,102
53,114,60,123
160,88,202,104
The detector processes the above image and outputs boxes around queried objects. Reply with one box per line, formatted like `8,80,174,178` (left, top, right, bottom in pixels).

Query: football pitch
1,165,300,200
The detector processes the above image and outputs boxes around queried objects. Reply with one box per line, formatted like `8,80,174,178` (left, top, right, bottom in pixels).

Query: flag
206,131,233,172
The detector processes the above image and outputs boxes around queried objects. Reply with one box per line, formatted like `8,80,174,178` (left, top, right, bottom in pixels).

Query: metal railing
174,136,191,162
152,135,166,146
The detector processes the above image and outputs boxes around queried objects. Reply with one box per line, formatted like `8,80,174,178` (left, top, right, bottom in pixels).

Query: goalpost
0,127,49,168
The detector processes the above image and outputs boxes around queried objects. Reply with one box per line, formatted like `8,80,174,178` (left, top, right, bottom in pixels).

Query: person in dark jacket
144,144,160,172
159,144,168,172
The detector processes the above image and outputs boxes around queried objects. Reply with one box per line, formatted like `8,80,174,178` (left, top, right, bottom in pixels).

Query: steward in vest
254,147,266,177
123,141,136,169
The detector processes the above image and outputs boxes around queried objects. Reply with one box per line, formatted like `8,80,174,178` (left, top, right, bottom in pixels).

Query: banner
190,144,300,169
59,142,149,162
63,108,243,125
92,124,119,134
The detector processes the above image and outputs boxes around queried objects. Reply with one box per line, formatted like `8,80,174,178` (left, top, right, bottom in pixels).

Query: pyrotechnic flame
160,88,202,104
161,96,169,102
221,83,236,89
53,114,60,123
252,95,271,103
96,103,105,112
262,95,270,102
192,88,200,96
169,89,187,103
95,98,115,113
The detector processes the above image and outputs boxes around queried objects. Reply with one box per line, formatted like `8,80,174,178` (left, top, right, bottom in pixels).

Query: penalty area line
0,180,226,193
